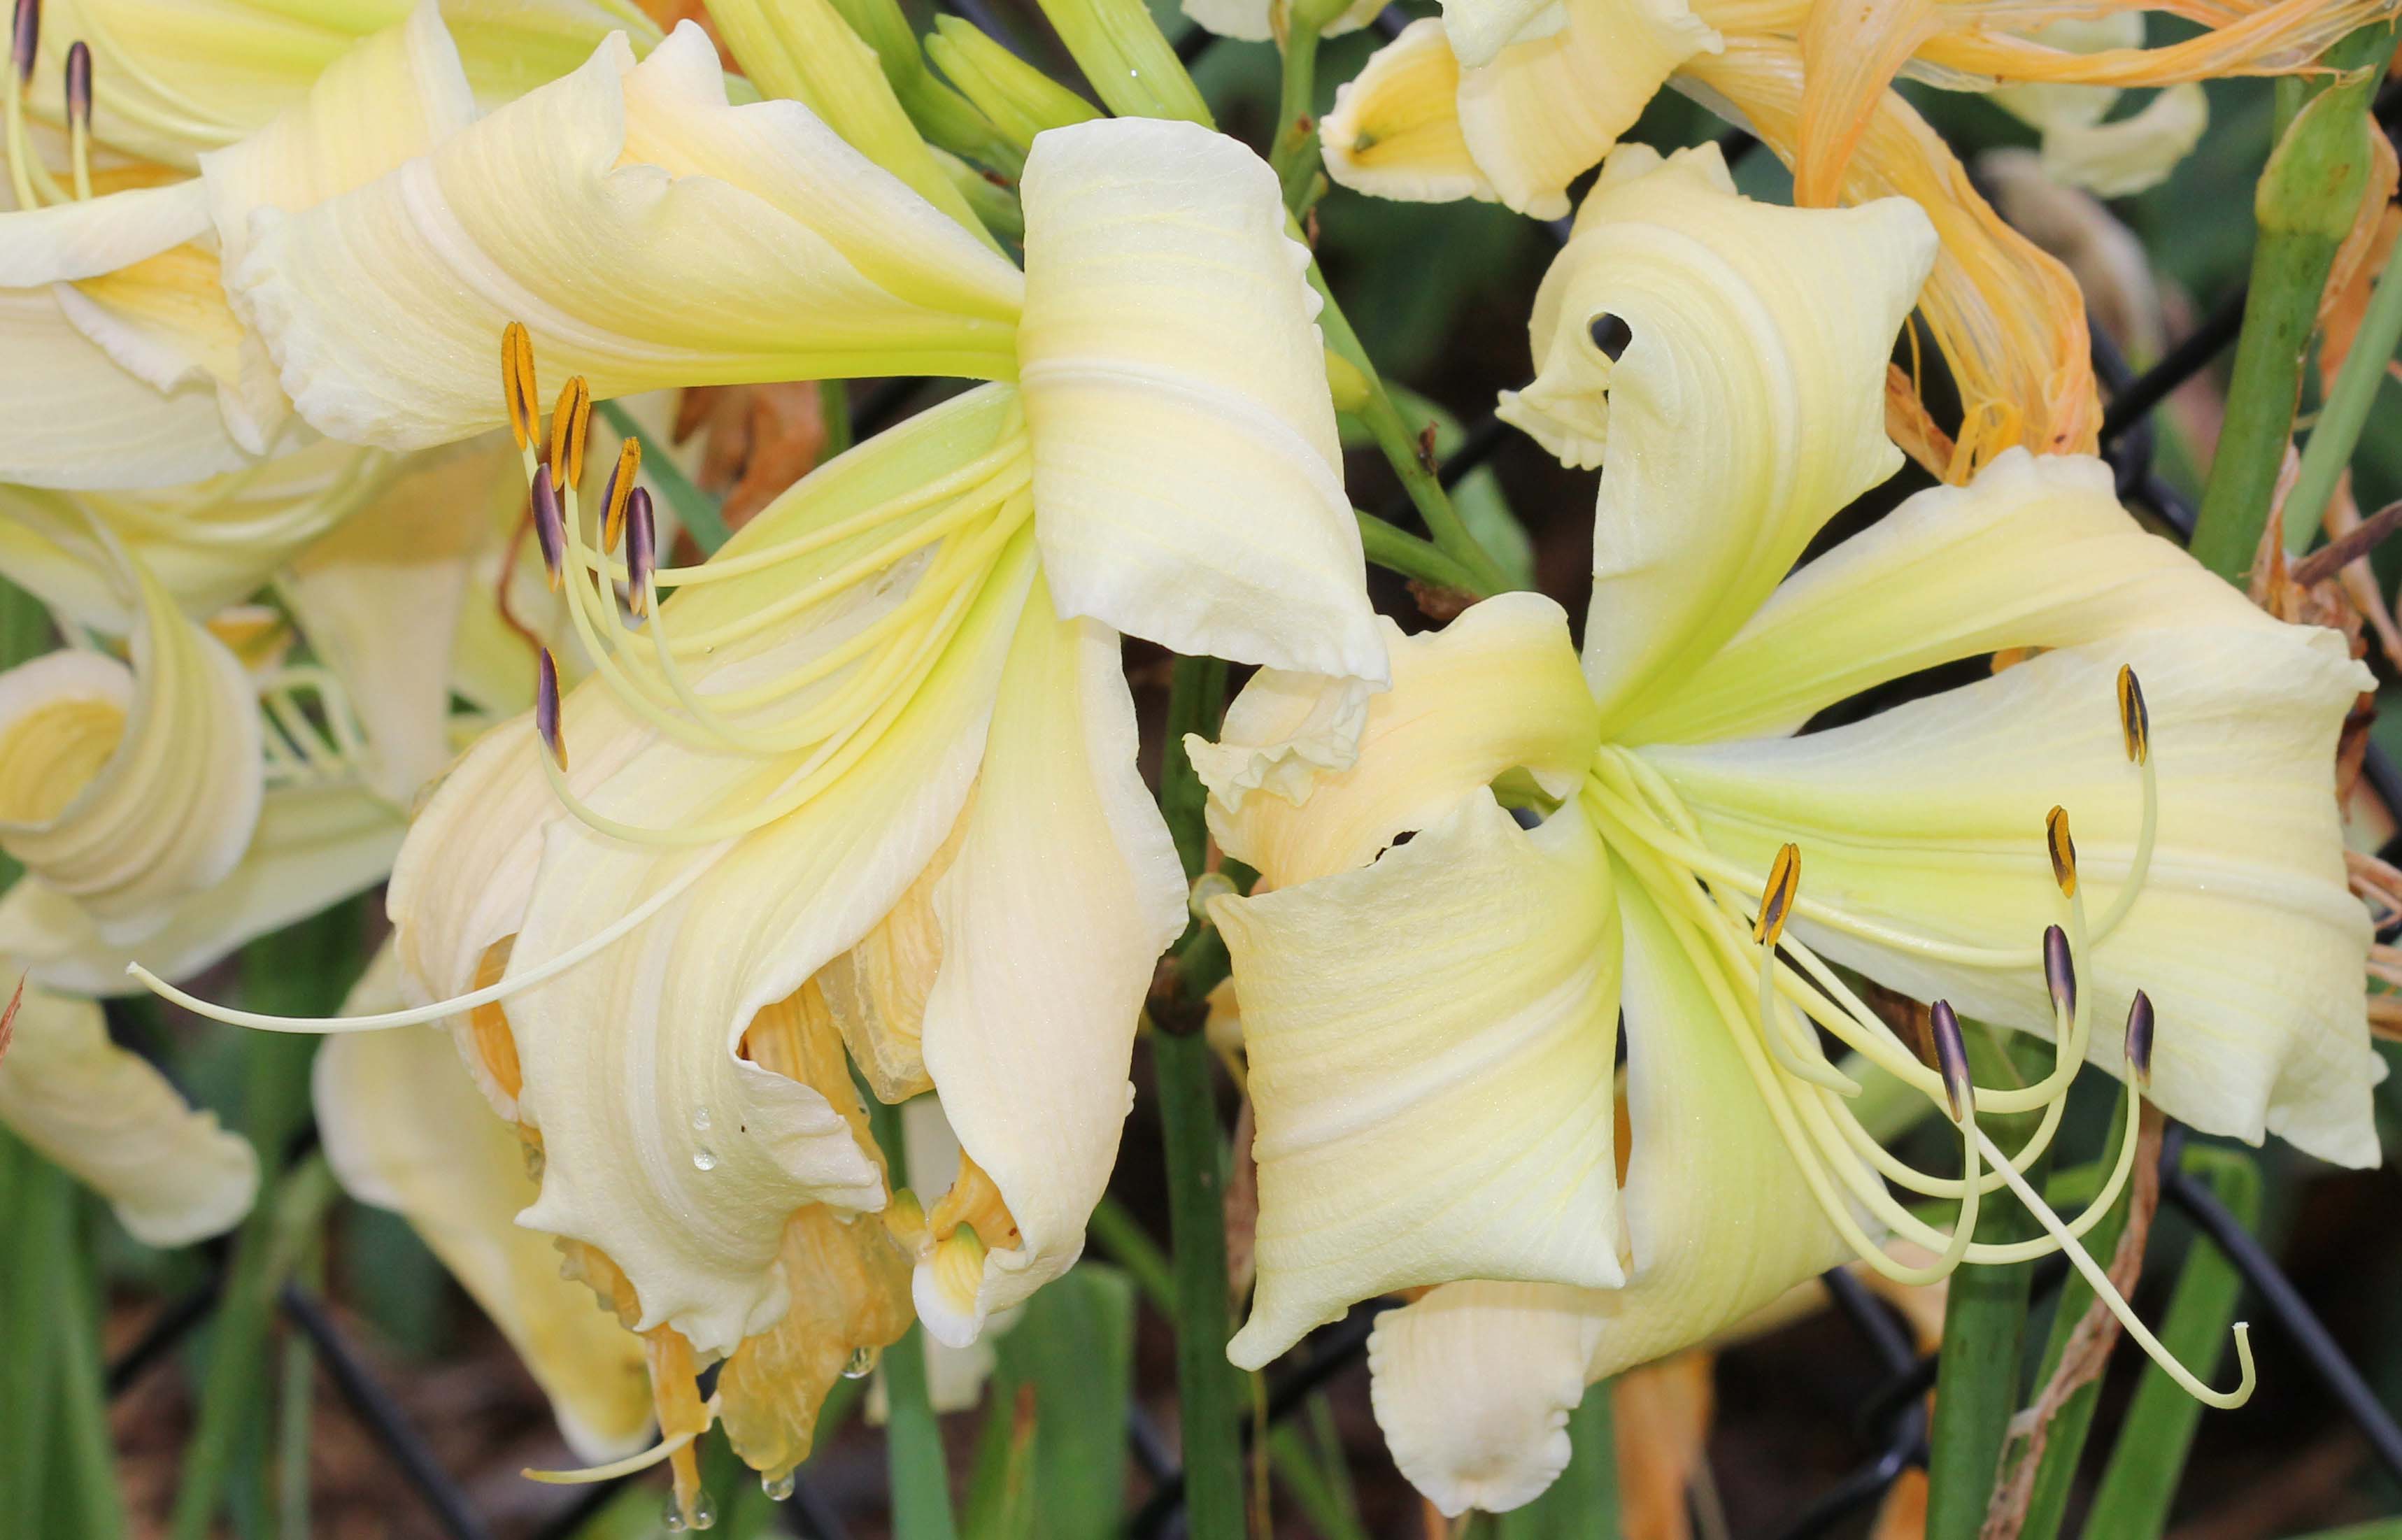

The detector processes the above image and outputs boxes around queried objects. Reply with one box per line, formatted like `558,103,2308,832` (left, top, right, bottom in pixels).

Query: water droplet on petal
842,1345,879,1380
692,1147,718,1172
690,1105,712,1133
762,1471,797,1502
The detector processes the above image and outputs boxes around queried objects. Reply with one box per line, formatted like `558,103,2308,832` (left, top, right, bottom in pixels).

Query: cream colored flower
1196,147,2370,1513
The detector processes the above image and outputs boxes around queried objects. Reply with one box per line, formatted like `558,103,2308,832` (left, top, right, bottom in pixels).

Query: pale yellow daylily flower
0,980,257,1244
1196,146,2374,1513
317,946,656,1464
1305,0,2392,476
0,2,504,487
147,24,1386,1510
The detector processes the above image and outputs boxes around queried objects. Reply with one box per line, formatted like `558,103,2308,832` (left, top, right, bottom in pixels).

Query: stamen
601,436,641,551
884,1187,929,1250
6,0,41,211
2117,665,2149,767
524,1425,703,1485
535,647,566,772
1931,1000,1973,1123
501,322,540,455
62,38,86,202
530,465,564,591
2044,923,2074,1022
550,376,592,489
2125,989,2154,1089
129,855,720,1032
1754,842,1799,946
2046,805,2077,899
1976,1122,2255,1409
625,487,655,619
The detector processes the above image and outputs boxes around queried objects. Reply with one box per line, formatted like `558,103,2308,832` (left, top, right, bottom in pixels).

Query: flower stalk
2284,213,2402,555
869,1097,962,1540
2188,22,2395,581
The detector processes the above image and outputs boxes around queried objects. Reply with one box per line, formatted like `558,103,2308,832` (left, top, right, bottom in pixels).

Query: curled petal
238,23,1025,452
1018,117,1386,687
0,783,403,995
0,984,257,1246
1500,141,1933,728
916,577,1188,1343
1321,20,1498,207
1217,793,1625,1370
1199,593,1598,889
316,951,655,1463
0,550,262,943
0,288,254,490
1181,0,1385,46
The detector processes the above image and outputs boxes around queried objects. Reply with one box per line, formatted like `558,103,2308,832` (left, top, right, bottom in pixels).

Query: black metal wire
104,1276,220,1397
279,1284,495,1540
2166,1166,2402,1485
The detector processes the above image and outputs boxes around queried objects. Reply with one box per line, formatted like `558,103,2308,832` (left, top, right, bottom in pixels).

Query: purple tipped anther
10,0,36,86
530,464,564,590
1931,999,1972,1124
535,648,565,771
2042,925,2075,1022
626,486,655,617
63,38,87,127
2125,990,2154,1090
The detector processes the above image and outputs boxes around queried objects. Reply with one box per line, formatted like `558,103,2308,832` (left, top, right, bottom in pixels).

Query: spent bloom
1195,143,2377,1514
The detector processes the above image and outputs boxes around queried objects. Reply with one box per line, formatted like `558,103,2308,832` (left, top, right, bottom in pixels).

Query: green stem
1154,1026,1244,1540
1302,263,1516,596
2286,220,2402,552
1267,1425,1370,1540
2012,1096,2135,1540
2189,23,2395,580
2082,1148,2261,1540
867,1098,960,1540
0,1139,62,1537
1160,655,1227,883
1925,1031,2056,1540
823,379,855,462
597,399,734,557
53,1183,125,1540
172,904,358,1540
1357,510,1491,596
1270,20,1324,209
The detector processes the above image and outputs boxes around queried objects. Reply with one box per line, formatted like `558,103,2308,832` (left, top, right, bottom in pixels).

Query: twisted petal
238,22,1025,452
1198,592,1598,888
0,550,262,943
1646,609,2378,1164
0,782,403,995
316,950,654,1463
0,984,257,1246
2028,85,2208,201
1018,117,1386,687
1217,792,1625,1370
1499,142,1932,728
1365,869,1846,1513
1682,38,2098,477
914,576,1187,1343
1320,20,1498,206
1181,0,1384,44
0,182,209,287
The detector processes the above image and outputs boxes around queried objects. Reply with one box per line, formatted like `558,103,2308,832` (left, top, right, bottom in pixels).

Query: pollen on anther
550,376,592,487
535,648,567,772
1930,999,1972,1123
1753,842,1800,948
2117,665,2149,767
602,437,641,550
501,322,539,451
2045,806,2077,899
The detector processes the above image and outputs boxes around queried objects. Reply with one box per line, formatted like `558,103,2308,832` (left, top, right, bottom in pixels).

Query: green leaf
596,399,734,557
1493,1382,1620,1540
962,1264,1137,1540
